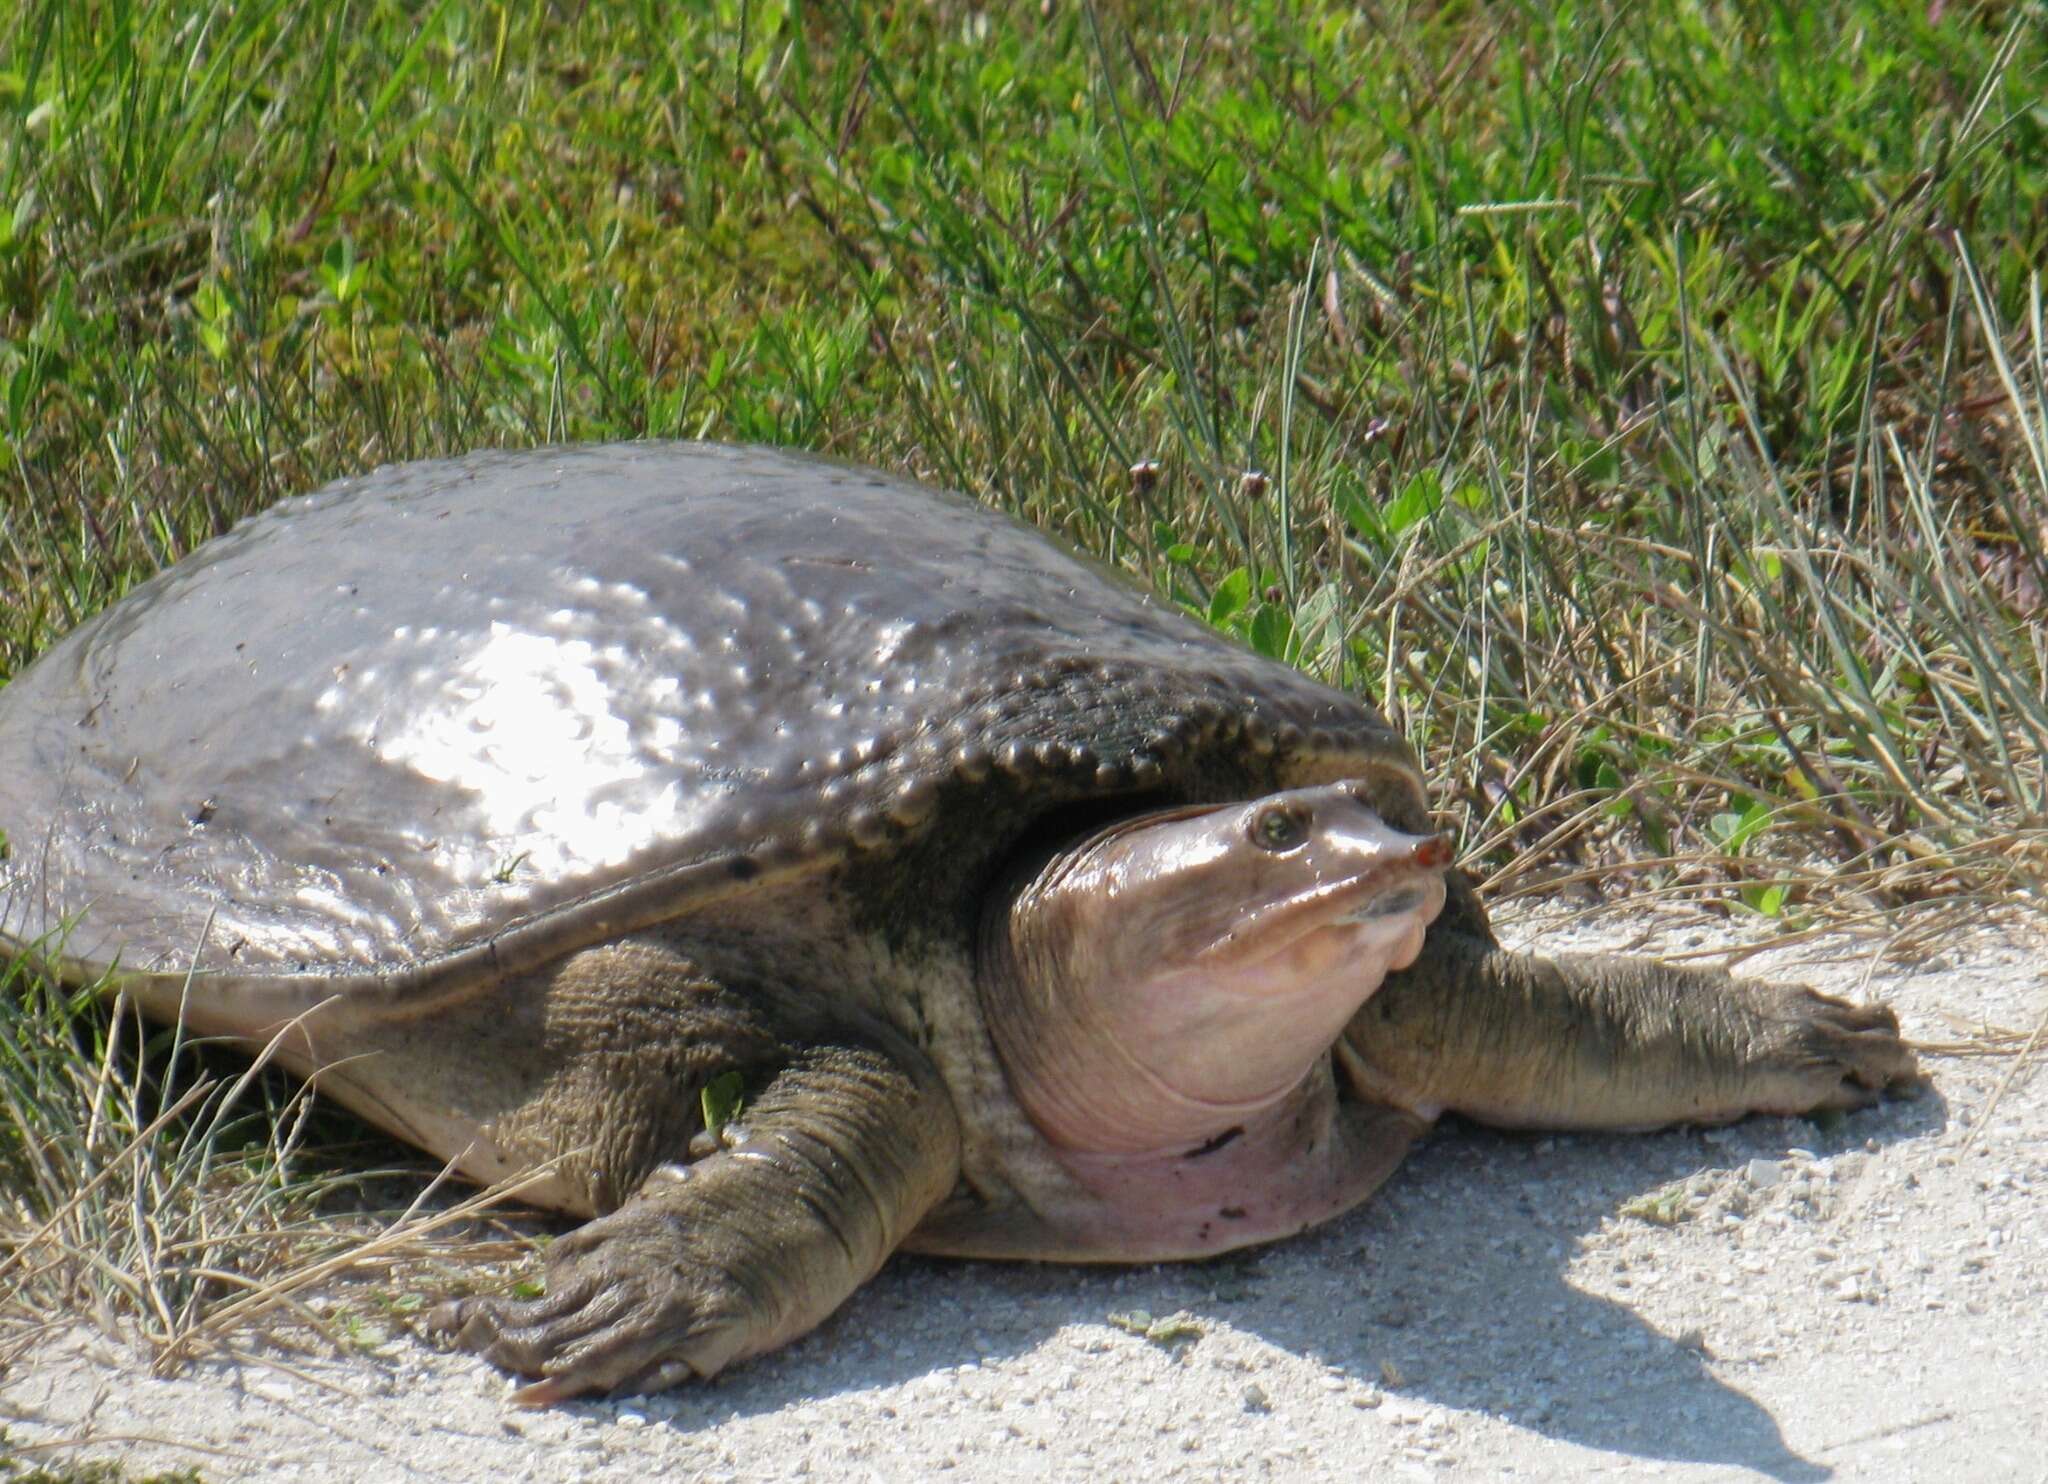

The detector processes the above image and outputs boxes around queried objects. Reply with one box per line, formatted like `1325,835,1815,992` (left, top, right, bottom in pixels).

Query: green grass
2,0,2045,1364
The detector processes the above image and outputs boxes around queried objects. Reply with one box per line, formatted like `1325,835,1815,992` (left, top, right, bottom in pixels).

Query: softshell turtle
0,442,1916,1402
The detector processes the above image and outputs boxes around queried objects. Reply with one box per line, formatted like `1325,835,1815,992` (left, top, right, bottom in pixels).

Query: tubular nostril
1412,835,1452,870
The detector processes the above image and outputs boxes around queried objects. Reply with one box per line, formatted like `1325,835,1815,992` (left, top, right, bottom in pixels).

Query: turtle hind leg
431,1039,961,1402
1341,929,1922,1133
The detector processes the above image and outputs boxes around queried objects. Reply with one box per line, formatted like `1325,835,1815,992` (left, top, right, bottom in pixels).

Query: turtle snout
1340,839,1450,926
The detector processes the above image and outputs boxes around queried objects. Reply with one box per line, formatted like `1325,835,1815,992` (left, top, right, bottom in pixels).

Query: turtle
0,441,1917,1403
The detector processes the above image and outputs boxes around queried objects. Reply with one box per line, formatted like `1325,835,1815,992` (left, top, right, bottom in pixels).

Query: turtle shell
0,443,1424,1001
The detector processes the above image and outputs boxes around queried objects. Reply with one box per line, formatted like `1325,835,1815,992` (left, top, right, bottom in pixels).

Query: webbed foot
428,1043,960,1403
428,1179,756,1403
1743,983,1922,1116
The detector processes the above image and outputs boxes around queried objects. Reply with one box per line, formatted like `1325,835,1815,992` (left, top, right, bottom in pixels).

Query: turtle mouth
1339,883,1434,922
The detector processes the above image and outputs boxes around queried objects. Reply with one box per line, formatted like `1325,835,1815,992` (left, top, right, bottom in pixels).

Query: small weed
699,1071,745,1139
1620,1182,1695,1227
1107,1308,1205,1348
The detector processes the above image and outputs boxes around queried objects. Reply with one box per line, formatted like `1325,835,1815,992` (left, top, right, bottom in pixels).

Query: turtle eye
1250,803,1309,853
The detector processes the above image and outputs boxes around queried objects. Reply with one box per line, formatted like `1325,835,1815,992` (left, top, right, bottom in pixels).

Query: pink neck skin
1040,1061,1430,1260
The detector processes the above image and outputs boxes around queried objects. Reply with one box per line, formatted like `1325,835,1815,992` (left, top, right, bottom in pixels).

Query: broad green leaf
1208,568,1252,626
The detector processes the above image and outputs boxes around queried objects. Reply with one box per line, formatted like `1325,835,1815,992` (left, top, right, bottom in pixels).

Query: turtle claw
426,1201,756,1403
1761,985,1922,1116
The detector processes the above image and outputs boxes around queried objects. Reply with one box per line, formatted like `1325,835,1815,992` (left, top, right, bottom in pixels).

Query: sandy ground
2,904,2043,1484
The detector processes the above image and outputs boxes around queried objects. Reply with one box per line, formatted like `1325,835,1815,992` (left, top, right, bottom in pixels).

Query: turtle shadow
1208,1088,1946,1480
616,1088,1942,1477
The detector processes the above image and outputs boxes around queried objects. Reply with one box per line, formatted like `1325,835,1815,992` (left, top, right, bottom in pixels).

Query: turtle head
982,781,1450,1157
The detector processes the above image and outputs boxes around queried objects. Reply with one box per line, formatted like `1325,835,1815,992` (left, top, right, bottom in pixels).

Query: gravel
3,906,2043,1483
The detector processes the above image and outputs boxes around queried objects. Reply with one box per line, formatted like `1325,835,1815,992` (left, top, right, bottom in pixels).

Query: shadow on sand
616,1085,1943,1480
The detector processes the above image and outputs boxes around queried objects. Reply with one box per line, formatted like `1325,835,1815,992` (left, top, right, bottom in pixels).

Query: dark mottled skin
0,443,1919,1403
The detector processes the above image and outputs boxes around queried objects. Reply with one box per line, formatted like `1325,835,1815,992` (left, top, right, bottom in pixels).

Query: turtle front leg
430,1043,961,1403
1341,927,1921,1132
